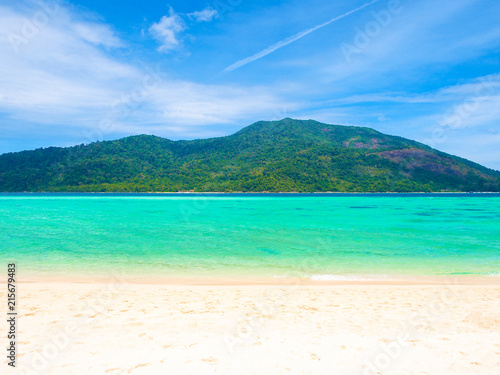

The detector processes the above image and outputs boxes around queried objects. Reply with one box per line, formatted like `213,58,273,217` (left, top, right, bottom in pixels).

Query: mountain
1,118,499,192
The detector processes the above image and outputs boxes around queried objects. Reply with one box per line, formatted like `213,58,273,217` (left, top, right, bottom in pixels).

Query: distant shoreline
2,191,500,195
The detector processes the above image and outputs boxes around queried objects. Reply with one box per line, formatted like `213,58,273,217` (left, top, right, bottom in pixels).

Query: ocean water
0,193,499,279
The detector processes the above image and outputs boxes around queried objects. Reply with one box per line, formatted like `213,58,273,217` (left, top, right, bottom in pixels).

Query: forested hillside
1,118,499,192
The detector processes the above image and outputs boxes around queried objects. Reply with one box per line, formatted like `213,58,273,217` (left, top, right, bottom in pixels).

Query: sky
0,0,499,169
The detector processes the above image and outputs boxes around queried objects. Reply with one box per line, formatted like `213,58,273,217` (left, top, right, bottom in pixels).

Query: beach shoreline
18,274,500,285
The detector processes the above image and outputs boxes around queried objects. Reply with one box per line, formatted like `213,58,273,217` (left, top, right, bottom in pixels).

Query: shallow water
1,193,499,279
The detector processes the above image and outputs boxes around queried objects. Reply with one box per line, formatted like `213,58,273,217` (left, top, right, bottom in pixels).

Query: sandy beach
2,279,499,375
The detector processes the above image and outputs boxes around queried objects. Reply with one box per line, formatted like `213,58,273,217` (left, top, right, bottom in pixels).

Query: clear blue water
0,193,499,279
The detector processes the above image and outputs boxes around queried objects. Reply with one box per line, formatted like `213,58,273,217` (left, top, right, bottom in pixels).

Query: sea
1,193,499,280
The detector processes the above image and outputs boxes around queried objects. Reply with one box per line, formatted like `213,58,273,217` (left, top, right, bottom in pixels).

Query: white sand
2,282,499,374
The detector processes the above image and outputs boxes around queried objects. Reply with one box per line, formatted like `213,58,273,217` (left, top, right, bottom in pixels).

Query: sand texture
2,282,499,374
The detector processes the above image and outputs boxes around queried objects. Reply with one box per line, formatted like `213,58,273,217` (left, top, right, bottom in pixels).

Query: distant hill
1,118,499,192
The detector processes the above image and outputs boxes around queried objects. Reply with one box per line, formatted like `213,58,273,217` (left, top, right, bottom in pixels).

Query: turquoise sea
0,194,499,279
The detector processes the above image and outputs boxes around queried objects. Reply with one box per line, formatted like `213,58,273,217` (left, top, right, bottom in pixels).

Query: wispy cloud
316,74,500,106
0,3,296,139
188,7,218,22
322,0,487,85
149,7,185,53
72,22,123,48
0,4,134,119
224,0,380,72
145,81,299,128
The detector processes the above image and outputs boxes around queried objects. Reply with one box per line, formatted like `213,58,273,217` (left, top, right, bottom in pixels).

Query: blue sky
1,0,499,169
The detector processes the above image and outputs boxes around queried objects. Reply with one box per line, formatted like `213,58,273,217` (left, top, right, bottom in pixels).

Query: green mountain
1,118,499,192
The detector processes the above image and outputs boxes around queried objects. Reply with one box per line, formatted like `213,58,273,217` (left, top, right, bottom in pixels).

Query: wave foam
309,274,389,281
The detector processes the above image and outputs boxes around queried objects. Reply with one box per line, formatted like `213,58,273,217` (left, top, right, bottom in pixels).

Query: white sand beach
2,280,499,374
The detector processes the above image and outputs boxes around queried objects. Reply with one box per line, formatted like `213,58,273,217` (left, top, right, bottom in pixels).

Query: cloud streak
224,0,380,72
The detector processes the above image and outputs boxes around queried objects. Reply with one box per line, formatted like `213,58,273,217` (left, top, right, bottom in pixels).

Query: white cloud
0,4,135,122
188,7,218,22
146,81,298,128
149,6,218,53
438,74,500,97
72,22,123,48
149,7,185,53
0,3,296,142
315,73,500,108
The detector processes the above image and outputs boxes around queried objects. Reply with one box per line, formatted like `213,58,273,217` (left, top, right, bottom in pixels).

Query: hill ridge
0,119,499,192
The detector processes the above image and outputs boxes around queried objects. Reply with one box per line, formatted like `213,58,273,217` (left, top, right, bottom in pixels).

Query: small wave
273,274,392,281
486,272,500,277
310,274,390,281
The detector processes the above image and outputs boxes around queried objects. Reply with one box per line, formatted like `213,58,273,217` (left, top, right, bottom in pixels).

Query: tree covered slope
1,119,499,192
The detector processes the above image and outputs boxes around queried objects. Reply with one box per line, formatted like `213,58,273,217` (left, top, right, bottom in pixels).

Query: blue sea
1,193,499,279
